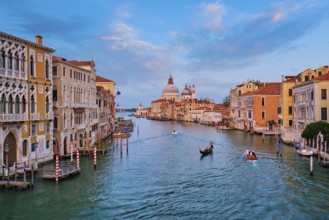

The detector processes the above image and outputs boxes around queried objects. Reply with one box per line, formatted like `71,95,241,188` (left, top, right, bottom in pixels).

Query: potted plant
268,120,276,131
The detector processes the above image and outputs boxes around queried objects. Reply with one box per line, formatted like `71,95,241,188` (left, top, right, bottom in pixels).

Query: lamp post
4,144,10,186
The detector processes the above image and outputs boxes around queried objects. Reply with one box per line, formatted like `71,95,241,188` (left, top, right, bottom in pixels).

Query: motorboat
244,149,257,161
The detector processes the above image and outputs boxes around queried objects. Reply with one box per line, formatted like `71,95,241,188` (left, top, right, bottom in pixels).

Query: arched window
46,96,49,113
0,49,3,68
8,94,13,114
54,117,58,129
63,113,66,128
21,55,25,71
31,95,35,113
15,95,20,114
45,59,49,79
30,55,34,76
0,94,5,113
15,53,19,71
21,96,26,113
8,51,13,70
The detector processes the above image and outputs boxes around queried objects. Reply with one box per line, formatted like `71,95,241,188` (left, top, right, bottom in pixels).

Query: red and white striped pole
55,154,59,184
70,144,73,164
76,148,80,169
93,147,97,169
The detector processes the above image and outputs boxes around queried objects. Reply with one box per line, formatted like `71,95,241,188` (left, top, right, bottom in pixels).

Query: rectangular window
321,108,327,121
46,140,50,149
321,89,327,100
238,110,241,118
277,107,281,114
288,89,292,96
31,142,36,152
318,71,322,77
63,67,66,76
261,97,265,106
262,111,265,119
23,140,27,156
46,123,50,134
70,70,72,78
248,110,252,119
278,119,282,125
311,91,313,100
289,106,293,115
70,134,73,141
305,75,309,81
31,124,36,136
53,66,57,76
289,120,293,126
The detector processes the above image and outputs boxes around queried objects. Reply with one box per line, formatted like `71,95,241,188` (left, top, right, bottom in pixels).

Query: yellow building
280,66,329,128
0,32,54,169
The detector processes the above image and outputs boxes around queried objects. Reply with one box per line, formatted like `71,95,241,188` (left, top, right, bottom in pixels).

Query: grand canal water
1,115,329,219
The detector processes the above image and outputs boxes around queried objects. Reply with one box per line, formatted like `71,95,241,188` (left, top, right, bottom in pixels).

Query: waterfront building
96,75,116,135
236,83,281,132
150,75,214,122
52,56,97,156
280,66,329,143
135,103,149,118
96,85,114,143
280,66,329,129
293,72,329,129
0,32,54,168
230,81,265,129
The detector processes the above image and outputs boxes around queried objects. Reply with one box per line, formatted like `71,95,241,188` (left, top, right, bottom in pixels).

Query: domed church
161,75,196,101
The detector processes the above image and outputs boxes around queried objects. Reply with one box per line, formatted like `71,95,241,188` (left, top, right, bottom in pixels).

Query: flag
116,91,121,96
117,103,120,107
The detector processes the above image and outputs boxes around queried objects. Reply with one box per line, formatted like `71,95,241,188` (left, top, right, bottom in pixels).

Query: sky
1,0,329,108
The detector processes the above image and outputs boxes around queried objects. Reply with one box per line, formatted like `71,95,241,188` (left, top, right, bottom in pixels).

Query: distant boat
297,149,313,157
172,130,178,135
200,142,214,156
244,149,257,161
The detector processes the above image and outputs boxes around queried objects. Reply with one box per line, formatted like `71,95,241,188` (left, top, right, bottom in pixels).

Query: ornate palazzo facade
0,32,54,167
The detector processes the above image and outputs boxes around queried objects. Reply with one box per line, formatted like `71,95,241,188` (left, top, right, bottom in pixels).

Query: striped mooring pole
76,149,80,169
70,144,73,164
93,147,97,169
55,154,59,184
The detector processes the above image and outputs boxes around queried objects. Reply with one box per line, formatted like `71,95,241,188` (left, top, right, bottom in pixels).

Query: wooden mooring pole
310,156,313,176
126,137,128,153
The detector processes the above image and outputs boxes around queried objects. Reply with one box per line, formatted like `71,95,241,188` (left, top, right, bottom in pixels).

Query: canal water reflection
1,115,329,219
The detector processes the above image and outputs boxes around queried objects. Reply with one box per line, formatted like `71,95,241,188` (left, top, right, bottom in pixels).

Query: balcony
53,101,58,108
0,113,28,122
31,113,40,120
45,112,53,120
72,103,88,108
0,68,27,80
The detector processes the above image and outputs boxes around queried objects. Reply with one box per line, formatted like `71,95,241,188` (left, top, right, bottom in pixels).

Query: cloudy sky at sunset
1,0,329,108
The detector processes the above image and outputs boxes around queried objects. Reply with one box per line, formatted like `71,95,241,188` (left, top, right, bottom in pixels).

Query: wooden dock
42,167,80,181
0,180,32,189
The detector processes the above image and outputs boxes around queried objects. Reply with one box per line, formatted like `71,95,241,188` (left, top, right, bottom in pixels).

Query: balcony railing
31,113,40,120
0,68,27,80
45,112,53,120
72,103,88,108
0,113,28,122
53,101,58,108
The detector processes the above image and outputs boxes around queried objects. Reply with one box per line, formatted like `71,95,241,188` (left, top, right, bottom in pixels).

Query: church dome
162,75,179,96
181,84,191,96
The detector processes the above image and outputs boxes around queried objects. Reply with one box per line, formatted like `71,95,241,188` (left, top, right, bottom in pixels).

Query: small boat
297,149,313,157
200,143,214,155
172,130,178,135
112,132,130,138
244,149,257,161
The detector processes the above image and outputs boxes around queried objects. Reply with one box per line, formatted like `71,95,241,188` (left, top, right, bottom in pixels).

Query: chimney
35,35,43,45
282,75,285,82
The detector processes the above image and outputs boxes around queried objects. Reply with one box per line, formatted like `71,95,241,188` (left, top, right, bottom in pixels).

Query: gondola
244,149,257,161
200,143,214,156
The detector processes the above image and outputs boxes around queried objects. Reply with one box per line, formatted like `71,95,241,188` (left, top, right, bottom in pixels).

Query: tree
267,120,276,130
223,96,230,107
301,121,329,142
